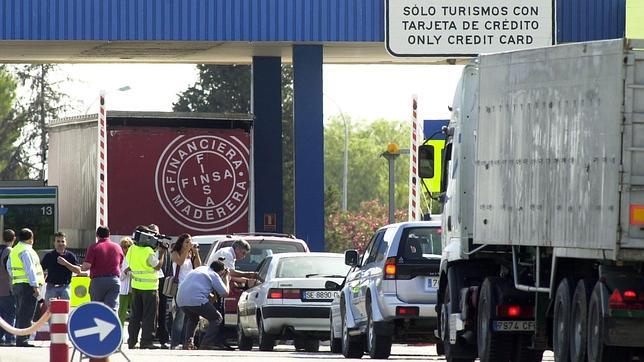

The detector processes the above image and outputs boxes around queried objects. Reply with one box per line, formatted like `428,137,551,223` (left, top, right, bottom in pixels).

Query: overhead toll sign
385,0,553,57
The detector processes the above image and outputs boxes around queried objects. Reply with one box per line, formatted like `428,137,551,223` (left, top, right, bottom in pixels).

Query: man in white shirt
206,239,258,284
176,260,229,350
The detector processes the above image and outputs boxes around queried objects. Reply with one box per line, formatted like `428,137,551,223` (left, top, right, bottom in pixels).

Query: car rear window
276,256,350,279
398,227,442,261
218,240,305,272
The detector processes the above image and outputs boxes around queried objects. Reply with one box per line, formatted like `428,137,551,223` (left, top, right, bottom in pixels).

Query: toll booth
0,181,58,249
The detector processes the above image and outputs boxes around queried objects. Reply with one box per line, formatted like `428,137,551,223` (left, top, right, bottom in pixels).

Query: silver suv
329,220,442,359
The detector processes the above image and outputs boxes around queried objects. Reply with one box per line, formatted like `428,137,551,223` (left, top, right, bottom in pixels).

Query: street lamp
83,85,131,114
324,94,349,211
381,143,409,224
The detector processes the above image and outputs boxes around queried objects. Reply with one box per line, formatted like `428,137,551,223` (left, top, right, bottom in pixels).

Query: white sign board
385,0,553,57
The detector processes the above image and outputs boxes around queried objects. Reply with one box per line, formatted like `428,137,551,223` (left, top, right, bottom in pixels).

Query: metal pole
388,155,395,224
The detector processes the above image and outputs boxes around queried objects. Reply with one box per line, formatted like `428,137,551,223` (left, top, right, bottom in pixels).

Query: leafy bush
326,199,406,253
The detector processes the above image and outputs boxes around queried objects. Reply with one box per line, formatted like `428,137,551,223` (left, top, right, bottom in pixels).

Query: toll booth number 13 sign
385,0,553,57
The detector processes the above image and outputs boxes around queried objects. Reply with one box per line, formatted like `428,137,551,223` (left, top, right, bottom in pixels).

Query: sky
56,63,464,124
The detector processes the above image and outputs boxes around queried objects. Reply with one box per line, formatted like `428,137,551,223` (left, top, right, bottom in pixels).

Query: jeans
128,288,158,347
89,276,120,311
118,293,131,327
44,284,70,307
157,278,169,344
12,284,37,345
0,295,16,343
170,303,185,347
182,303,222,348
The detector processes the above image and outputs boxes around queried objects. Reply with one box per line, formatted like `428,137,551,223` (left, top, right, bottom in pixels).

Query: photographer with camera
169,233,201,349
176,260,229,350
125,225,169,350
79,226,123,311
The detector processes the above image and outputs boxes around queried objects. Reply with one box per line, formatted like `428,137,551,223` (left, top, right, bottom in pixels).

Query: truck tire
477,278,513,362
258,317,275,351
366,305,392,359
341,304,364,359
553,278,573,362
570,279,593,362
587,282,629,362
237,318,253,351
441,283,475,362
513,335,544,362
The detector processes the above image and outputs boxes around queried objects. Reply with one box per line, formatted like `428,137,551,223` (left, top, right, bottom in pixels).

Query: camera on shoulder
132,228,171,249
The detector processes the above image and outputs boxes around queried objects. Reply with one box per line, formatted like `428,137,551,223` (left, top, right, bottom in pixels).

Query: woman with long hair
169,233,201,349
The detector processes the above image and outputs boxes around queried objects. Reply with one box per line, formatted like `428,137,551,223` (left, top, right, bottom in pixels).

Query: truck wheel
477,278,512,362
587,282,629,362
441,284,475,362
258,317,275,351
553,278,573,362
366,306,392,359
237,317,253,351
513,335,544,362
570,279,593,362
341,305,364,359
330,319,342,353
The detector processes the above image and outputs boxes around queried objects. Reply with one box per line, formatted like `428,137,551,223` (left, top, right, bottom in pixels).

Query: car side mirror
418,144,434,178
325,280,341,290
344,250,359,267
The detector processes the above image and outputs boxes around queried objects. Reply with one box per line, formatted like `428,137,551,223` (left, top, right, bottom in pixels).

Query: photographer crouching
124,225,171,349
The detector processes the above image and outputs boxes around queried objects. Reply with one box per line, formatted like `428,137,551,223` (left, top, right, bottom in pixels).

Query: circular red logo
155,135,250,232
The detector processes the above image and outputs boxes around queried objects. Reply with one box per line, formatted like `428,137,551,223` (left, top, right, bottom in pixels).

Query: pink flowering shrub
325,199,406,253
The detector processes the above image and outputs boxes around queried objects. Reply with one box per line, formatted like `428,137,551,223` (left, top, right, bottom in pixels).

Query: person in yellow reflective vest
6,228,44,347
125,228,168,350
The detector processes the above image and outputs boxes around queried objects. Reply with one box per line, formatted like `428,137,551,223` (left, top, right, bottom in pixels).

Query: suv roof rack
232,232,296,239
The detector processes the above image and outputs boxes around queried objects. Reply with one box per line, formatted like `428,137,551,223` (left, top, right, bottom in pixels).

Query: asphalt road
0,342,555,361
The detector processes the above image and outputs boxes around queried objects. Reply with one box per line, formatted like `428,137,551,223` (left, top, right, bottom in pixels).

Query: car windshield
218,240,306,272
276,256,350,279
398,227,442,260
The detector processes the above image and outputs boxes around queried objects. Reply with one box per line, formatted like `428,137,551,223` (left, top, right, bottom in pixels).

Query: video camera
132,228,171,249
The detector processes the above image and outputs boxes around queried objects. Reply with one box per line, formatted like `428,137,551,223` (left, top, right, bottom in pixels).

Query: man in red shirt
80,226,123,310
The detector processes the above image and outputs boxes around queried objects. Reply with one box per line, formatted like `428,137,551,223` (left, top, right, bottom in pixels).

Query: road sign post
68,302,128,361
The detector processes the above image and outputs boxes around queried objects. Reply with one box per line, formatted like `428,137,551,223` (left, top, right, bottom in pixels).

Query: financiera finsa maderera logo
154,134,250,232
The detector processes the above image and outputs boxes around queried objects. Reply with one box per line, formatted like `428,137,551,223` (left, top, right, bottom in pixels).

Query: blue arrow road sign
68,302,122,358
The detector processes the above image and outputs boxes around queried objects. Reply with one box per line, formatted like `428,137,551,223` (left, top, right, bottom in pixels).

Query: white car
237,252,350,352
192,233,310,343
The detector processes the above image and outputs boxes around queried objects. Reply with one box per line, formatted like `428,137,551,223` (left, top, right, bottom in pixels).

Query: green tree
173,64,251,113
0,66,29,179
14,64,69,179
281,65,295,234
324,117,411,212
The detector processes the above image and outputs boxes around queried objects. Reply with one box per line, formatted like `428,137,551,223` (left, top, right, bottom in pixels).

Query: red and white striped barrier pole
96,90,108,228
408,95,421,221
49,299,69,362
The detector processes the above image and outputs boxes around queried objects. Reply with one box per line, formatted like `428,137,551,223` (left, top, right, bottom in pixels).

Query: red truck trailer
48,111,254,247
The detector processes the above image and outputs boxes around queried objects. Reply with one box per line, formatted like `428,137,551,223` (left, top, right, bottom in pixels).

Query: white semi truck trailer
428,39,644,362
